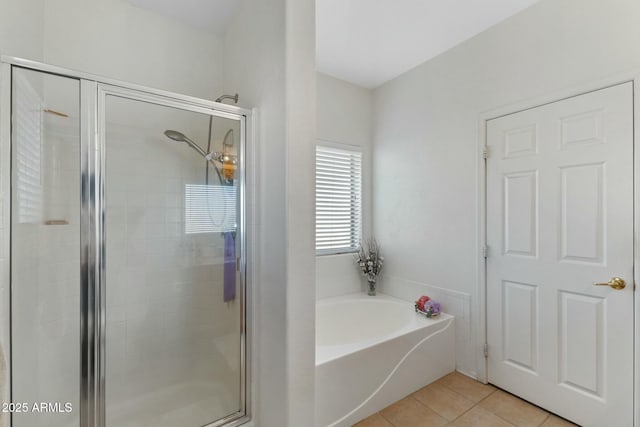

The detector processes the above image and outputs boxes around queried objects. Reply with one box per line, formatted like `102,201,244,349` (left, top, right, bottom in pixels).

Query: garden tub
315,293,455,427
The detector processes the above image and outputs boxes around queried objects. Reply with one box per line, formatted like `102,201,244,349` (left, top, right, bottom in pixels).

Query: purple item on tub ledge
223,232,236,302
424,300,441,316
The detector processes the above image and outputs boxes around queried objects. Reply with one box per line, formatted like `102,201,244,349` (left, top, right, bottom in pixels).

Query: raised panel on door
503,171,538,257
486,82,633,427
558,291,605,398
502,280,538,374
504,124,538,158
560,163,604,264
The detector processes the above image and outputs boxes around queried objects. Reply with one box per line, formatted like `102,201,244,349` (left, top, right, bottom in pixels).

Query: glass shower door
10,67,81,427
102,92,244,427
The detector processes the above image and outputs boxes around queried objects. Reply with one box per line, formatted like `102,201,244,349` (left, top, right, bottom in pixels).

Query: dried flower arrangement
356,238,384,295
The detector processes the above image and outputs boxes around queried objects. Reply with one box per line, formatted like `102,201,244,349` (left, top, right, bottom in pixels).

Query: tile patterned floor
354,372,579,427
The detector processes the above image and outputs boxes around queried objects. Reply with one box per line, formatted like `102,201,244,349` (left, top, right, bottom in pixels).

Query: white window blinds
315,145,362,255
184,184,237,234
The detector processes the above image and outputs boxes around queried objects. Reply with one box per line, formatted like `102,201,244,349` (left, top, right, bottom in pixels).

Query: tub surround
378,275,474,378
316,293,455,427
316,254,364,299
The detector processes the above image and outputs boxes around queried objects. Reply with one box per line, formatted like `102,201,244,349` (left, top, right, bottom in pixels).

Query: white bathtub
315,293,455,427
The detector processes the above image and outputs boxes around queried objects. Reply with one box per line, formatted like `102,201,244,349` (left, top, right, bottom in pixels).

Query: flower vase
367,278,376,296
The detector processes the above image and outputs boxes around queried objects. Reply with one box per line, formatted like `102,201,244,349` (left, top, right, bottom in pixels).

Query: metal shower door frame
0,56,251,427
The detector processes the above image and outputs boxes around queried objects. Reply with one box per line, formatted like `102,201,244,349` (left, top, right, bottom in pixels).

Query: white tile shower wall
378,276,474,377
104,122,240,416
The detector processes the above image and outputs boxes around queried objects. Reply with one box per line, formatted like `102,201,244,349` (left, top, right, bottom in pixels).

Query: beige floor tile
446,406,515,427
436,372,496,403
380,396,448,427
352,413,394,427
413,382,475,421
478,390,548,427
540,414,579,427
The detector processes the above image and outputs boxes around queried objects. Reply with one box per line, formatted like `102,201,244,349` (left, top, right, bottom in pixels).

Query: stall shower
0,57,250,427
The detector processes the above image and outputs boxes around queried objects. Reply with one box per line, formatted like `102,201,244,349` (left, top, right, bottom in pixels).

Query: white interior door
486,82,633,427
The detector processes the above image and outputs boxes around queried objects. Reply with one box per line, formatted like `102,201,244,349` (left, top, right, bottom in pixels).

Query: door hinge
484,343,489,358
482,147,489,159
482,245,489,258
236,257,241,272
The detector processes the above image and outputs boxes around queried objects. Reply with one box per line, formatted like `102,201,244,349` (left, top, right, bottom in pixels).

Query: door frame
476,72,640,425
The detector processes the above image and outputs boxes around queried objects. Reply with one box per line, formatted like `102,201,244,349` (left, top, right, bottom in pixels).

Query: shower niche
1,59,249,427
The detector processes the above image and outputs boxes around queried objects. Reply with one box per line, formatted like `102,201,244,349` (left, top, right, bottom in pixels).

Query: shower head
163,129,208,159
163,129,237,184
164,129,188,142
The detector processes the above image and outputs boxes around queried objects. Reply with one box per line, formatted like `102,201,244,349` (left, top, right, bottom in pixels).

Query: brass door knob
593,277,626,290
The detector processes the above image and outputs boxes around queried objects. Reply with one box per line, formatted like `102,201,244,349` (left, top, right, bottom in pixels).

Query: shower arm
215,93,239,104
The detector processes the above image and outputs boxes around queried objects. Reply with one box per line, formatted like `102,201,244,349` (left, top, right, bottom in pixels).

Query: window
315,144,362,255
184,184,237,234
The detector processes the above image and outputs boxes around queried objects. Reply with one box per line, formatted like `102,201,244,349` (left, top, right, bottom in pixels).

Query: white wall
0,0,44,61
316,73,373,300
223,0,316,426
285,1,316,424
42,0,224,99
223,2,287,425
373,0,640,377
1,0,224,99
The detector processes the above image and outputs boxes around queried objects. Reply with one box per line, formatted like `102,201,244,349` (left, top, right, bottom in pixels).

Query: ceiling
127,0,240,36
316,0,541,88
126,0,540,88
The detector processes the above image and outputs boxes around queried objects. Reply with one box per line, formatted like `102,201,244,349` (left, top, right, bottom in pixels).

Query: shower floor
107,381,238,427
